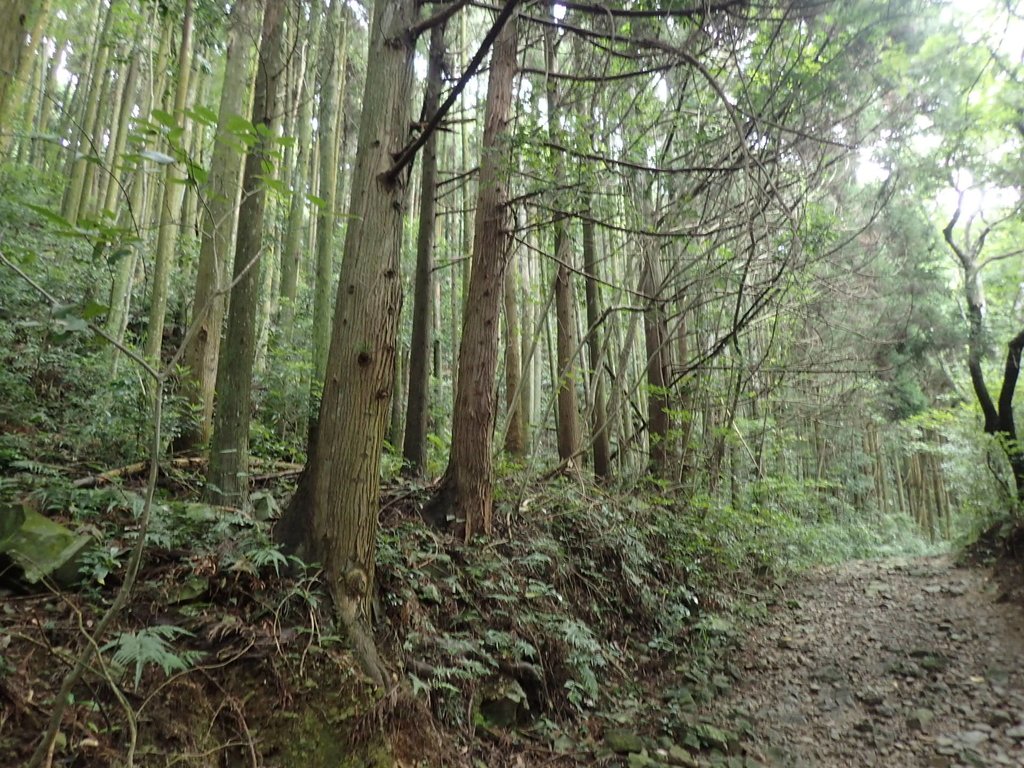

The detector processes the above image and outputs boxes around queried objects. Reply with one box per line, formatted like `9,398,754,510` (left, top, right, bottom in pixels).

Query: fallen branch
73,457,305,488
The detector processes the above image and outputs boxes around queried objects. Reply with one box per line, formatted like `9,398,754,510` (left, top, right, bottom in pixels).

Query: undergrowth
0,460,934,766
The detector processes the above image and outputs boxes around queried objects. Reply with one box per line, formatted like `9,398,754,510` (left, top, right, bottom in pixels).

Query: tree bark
144,0,195,363
207,0,284,506
0,0,47,154
403,21,446,474
310,0,347,388
178,0,263,449
544,16,581,467
62,0,115,226
582,211,610,477
428,10,519,540
276,0,417,687
642,248,672,477
503,251,525,458
944,206,1024,502
278,6,319,342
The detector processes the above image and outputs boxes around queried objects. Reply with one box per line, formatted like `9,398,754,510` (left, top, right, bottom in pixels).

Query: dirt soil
704,556,1024,767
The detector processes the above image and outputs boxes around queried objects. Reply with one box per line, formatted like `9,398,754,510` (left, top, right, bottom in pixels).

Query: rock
605,728,645,754
918,654,949,672
955,730,989,748
857,690,886,707
1005,723,1024,740
0,505,92,586
906,708,934,732
627,752,663,768
479,678,528,727
667,744,699,767
692,723,733,752
811,665,845,684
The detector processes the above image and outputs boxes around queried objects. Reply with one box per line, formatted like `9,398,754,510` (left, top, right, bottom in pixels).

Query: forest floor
700,554,1024,767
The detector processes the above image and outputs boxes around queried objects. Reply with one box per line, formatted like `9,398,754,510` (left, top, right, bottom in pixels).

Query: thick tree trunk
0,0,47,154
277,0,416,687
429,11,518,540
403,21,446,474
206,0,283,506
178,0,263,449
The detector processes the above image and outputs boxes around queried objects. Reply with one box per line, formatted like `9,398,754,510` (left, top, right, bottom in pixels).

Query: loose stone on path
700,556,1024,767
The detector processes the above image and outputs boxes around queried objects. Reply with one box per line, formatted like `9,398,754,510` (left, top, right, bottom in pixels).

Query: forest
2,0,1024,765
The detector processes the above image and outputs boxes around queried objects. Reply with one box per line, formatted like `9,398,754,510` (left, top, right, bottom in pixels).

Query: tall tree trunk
206,0,283,505
275,0,416,688
177,0,263,449
106,11,165,375
503,252,525,458
62,0,115,225
310,0,347,388
144,0,195,363
403,21,446,474
99,49,140,219
427,10,518,540
582,211,610,477
544,15,581,467
278,6,318,341
642,248,672,477
0,0,48,154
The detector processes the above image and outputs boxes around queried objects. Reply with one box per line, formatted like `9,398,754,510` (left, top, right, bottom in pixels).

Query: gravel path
707,556,1024,767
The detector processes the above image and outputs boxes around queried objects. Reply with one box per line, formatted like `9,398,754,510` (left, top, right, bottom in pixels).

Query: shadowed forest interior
3,0,1024,765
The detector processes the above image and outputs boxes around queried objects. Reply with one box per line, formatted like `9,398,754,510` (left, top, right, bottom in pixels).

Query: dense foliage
2,0,1023,764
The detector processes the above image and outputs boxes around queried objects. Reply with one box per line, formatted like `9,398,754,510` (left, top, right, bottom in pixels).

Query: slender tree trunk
278,7,318,341
503,252,525,458
945,209,1024,502
544,18,581,467
642,249,672,477
63,0,115,225
144,0,195,363
106,13,164,375
310,0,347,388
207,0,284,506
402,21,446,474
99,50,140,219
582,210,610,477
428,11,518,540
177,0,263,449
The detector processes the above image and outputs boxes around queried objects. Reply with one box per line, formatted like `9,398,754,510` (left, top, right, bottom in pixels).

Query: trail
705,556,1024,767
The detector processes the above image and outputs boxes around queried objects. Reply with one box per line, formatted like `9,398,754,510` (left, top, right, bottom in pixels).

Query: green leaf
151,109,179,130
261,176,290,197
23,203,75,229
81,300,110,321
225,114,255,137
186,105,218,126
